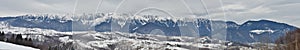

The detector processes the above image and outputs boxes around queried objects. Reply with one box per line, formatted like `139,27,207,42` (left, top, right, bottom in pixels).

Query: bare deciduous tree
275,29,300,50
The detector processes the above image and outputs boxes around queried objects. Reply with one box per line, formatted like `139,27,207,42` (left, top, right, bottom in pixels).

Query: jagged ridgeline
0,14,298,43
71,0,224,39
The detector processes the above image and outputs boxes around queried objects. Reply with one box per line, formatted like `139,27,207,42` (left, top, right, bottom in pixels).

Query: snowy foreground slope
0,25,259,50
0,41,39,50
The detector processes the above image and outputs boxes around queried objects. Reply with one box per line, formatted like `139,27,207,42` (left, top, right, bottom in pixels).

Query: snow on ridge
2,13,212,23
0,14,30,17
0,13,220,27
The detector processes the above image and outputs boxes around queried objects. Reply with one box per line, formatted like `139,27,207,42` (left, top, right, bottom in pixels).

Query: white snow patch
249,33,254,39
250,29,275,34
165,46,189,50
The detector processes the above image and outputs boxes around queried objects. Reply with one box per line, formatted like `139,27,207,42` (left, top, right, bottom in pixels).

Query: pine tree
16,34,22,40
0,31,3,35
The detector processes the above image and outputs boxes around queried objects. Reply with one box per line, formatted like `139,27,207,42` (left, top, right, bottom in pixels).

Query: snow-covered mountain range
0,14,298,44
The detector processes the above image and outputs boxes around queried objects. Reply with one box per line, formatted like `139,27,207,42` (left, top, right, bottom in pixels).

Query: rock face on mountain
0,15,298,43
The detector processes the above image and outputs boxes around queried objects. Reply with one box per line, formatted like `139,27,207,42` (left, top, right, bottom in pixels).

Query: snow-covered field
0,24,258,50
0,41,39,50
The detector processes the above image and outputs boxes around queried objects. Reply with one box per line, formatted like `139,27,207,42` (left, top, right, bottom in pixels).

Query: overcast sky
0,0,299,27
